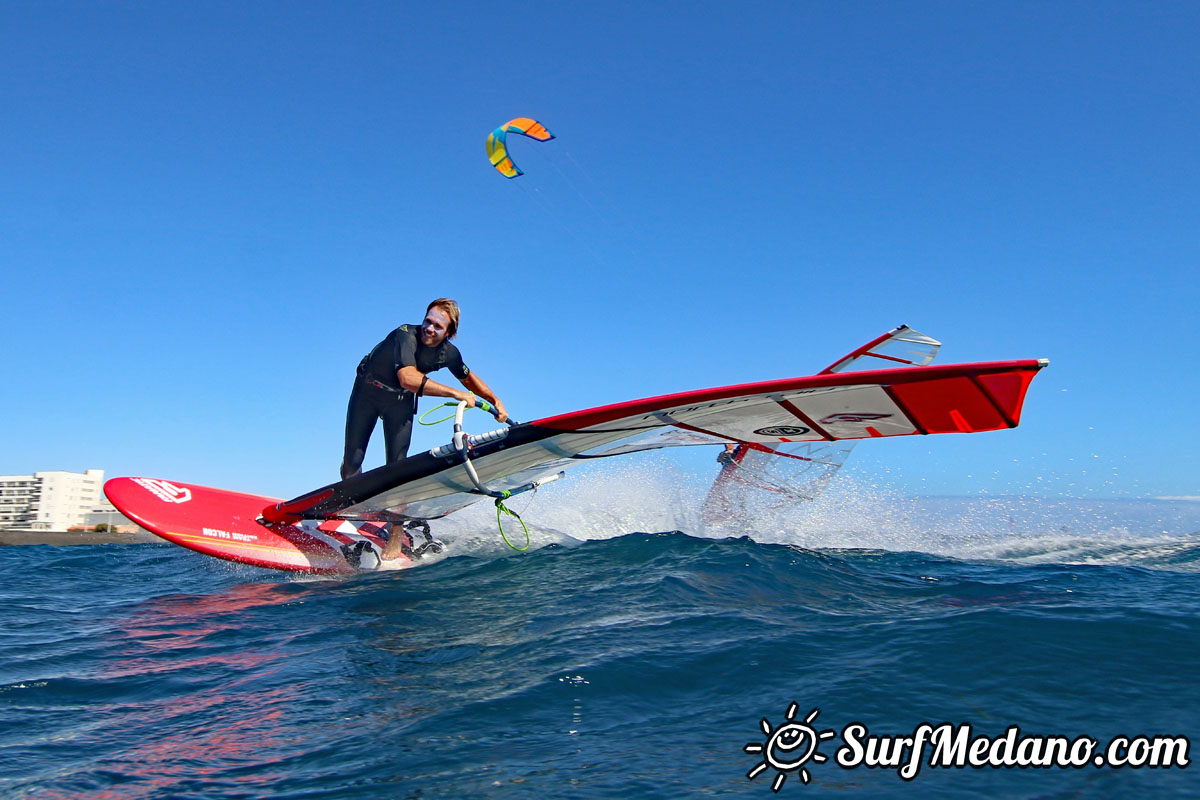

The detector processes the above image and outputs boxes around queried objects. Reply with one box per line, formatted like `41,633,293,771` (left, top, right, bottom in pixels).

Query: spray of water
419,453,1200,571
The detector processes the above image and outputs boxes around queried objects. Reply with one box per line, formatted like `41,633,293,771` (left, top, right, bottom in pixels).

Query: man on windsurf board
341,298,509,481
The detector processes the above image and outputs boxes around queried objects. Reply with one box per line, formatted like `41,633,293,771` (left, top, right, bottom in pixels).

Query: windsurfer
340,298,509,481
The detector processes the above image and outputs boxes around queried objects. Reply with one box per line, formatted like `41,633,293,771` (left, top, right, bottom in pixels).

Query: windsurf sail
263,354,1048,526
820,324,942,374
700,441,857,524
701,325,941,523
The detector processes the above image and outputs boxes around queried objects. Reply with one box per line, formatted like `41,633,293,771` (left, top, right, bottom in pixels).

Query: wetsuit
340,324,470,479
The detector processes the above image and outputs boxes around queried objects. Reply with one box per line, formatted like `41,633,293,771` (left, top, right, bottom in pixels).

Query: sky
2,1,1197,501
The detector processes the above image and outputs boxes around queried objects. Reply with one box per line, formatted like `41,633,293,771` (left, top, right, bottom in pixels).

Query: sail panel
271,359,1047,523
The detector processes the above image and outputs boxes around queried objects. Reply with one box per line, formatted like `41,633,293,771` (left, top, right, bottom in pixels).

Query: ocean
2,475,1198,798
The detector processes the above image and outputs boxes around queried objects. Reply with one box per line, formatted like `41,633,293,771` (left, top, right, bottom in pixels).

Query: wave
4,527,1199,799
411,461,1200,573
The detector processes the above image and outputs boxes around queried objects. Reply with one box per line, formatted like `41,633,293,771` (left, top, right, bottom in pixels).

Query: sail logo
819,412,892,424
132,478,192,504
755,426,810,437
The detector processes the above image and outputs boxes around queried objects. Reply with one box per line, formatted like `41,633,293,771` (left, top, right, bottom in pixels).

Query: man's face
421,308,451,347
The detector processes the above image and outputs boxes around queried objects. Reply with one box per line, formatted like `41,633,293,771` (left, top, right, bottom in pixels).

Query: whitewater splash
417,454,1200,573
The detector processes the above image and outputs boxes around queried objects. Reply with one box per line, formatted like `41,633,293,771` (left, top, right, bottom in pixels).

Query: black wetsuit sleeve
445,344,470,380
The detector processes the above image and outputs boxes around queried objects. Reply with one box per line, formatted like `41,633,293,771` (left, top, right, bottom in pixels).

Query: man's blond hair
426,298,461,339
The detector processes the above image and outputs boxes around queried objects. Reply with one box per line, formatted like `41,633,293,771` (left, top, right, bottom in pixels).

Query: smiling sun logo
744,703,837,791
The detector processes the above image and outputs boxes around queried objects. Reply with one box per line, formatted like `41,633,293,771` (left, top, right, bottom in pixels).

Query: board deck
104,477,418,574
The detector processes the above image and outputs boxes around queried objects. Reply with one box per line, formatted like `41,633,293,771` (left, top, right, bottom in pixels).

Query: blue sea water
2,489,1199,799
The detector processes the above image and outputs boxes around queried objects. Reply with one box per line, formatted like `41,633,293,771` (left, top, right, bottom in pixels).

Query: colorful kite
486,118,554,178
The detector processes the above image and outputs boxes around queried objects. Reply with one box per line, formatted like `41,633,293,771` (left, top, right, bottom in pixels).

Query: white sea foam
420,452,1200,571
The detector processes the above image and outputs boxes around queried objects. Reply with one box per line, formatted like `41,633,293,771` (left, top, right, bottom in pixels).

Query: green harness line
422,399,556,551
417,402,460,427
494,494,531,552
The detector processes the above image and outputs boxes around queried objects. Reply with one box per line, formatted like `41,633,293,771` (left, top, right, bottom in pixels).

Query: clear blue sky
2,2,1196,500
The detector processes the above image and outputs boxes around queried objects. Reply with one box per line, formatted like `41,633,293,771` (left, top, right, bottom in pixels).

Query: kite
486,117,554,178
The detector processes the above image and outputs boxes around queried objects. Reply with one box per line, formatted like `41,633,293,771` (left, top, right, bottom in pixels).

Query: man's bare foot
380,536,409,561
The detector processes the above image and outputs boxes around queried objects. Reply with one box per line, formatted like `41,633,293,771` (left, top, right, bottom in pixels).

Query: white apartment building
0,469,109,531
